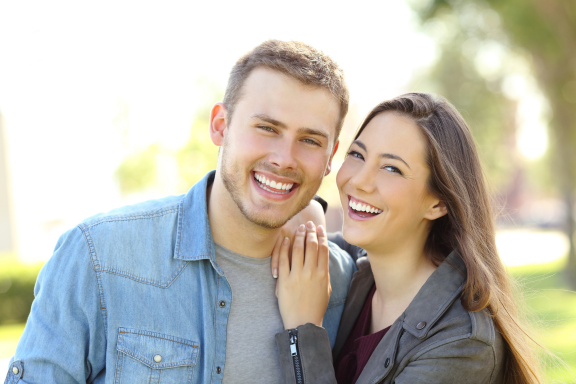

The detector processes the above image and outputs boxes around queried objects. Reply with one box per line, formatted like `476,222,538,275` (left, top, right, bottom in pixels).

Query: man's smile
253,171,296,194
250,170,300,201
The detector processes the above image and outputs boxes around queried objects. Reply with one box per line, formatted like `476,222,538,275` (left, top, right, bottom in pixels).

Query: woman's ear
209,102,228,146
424,200,448,221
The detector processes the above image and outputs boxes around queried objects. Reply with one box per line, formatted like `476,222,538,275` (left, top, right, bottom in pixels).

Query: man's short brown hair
223,40,349,139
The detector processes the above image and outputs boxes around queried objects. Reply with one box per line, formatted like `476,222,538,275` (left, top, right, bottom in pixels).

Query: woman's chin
342,226,373,250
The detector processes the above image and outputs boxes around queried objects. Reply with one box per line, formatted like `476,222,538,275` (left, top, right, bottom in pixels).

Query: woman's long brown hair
355,93,542,384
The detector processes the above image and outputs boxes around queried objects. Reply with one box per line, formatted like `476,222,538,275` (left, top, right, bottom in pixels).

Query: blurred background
0,0,575,381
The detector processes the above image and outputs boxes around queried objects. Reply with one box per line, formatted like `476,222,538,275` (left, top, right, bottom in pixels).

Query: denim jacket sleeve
5,227,106,384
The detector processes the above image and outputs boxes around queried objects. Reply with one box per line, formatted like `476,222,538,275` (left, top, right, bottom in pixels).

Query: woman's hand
276,221,331,329
271,199,326,278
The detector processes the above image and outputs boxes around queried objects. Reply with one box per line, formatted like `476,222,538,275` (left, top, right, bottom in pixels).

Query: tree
414,0,576,286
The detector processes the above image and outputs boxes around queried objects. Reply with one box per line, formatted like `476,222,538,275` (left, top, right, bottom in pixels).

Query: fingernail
306,221,314,230
317,225,324,236
298,224,305,232
273,268,278,279
284,237,290,244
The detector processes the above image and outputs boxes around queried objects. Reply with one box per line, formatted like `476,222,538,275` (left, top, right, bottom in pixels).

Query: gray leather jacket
276,251,505,384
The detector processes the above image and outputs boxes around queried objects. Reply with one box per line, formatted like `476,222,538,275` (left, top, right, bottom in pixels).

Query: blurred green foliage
115,80,221,196
409,0,524,192
0,256,43,325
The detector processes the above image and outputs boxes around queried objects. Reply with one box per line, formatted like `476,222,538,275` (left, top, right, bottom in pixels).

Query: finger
317,225,330,275
303,221,319,273
275,278,279,298
291,224,306,274
271,235,283,278
278,237,291,281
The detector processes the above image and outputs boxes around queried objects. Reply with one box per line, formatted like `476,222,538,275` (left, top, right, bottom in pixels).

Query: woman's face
336,111,443,253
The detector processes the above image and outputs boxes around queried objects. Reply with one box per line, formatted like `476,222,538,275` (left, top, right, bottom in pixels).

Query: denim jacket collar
174,171,221,271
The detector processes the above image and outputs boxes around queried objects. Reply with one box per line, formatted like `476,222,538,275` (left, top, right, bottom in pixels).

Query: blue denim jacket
5,171,356,384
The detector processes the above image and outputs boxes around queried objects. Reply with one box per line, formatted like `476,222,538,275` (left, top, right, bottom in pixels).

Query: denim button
416,321,426,330
384,358,390,368
216,366,222,374
153,354,162,363
219,300,226,308
12,366,19,375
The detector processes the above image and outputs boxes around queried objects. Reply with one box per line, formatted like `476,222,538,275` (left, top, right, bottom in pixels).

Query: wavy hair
355,93,542,384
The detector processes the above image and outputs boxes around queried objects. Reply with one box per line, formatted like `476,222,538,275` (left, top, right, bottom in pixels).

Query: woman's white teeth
349,199,382,214
254,173,294,191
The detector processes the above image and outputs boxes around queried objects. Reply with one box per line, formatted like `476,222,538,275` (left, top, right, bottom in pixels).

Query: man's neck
207,175,280,258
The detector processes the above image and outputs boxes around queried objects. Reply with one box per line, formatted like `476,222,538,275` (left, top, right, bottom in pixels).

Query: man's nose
267,140,298,171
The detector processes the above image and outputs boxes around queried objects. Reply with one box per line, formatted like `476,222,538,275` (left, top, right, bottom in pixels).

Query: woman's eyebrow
352,139,411,169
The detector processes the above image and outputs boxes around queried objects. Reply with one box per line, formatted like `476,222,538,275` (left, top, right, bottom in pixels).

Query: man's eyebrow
252,114,330,141
251,114,287,129
351,140,411,169
297,127,329,140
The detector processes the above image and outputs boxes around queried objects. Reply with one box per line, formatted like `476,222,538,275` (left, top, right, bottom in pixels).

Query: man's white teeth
254,173,294,191
349,199,382,214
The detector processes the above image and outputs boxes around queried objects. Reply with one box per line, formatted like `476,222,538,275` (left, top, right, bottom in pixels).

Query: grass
1,259,575,382
509,258,576,383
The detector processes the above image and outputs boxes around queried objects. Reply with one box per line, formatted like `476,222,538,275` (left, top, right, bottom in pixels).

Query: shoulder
394,307,504,383
72,194,189,286
327,240,356,280
79,194,184,229
326,240,357,307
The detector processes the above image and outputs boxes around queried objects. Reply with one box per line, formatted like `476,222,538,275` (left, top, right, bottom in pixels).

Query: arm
274,222,338,384
5,227,106,383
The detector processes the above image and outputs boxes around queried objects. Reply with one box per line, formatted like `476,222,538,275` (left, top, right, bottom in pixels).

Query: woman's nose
349,164,375,193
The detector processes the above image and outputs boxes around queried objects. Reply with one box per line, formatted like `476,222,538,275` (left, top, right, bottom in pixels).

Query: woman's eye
384,165,402,175
346,150,364,160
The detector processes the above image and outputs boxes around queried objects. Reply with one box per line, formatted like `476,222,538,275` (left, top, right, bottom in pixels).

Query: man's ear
424,199,448,221
325,140,339,176
209,102,228,146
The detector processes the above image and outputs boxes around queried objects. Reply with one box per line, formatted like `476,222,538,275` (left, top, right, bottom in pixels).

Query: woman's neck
366,237,437,332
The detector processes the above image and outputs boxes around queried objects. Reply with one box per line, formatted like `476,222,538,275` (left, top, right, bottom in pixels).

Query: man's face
217,67,340,229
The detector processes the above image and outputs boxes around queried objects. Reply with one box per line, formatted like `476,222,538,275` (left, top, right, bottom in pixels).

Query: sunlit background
1,0,575,381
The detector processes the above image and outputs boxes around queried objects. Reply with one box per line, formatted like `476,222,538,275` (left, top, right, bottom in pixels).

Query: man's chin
242,211,292,230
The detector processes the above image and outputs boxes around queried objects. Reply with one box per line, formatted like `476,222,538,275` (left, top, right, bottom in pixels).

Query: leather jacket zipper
288,329,304,384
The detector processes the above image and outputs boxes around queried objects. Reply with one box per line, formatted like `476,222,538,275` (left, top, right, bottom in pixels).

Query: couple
6,40,540,384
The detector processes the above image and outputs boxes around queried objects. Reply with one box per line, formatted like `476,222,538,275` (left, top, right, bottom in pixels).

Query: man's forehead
237,68,341,135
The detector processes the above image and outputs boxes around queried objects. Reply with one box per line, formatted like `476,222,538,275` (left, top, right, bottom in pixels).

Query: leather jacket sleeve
275,323,338,384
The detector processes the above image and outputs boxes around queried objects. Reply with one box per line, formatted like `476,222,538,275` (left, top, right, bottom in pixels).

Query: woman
272,93,542,384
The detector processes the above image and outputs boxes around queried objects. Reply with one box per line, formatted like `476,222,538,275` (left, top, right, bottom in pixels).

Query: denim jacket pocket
115,327,199,384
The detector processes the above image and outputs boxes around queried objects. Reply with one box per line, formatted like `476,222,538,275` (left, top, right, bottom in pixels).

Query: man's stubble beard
220,143,317,230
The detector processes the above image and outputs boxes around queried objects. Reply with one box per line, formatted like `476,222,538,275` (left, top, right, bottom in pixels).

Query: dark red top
334,285,390,384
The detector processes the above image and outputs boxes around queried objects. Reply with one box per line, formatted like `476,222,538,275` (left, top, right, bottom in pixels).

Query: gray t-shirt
215,242,285,384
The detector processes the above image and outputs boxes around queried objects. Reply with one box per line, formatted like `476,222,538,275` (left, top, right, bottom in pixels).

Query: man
5,40,355,384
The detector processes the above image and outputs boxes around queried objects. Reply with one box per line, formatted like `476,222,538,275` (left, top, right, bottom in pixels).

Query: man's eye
303,138,321,146
346,150,364,160
258,125,275,132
